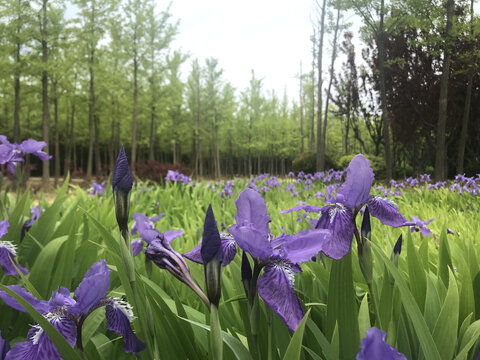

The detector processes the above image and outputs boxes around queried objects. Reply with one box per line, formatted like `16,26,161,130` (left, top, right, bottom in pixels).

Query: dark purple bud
201,205,223,307
361,206,371,244
393,234,403,255
112,146,133,193
113,146,132,233
201,205,222,265
241,251,252,283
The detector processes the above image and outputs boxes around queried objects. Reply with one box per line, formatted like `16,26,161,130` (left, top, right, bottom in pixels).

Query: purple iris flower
0,330,10,359
131,212,165,241
228,188,331,331
409,216,434,236
0,219,28,276
282,154,417,260
20,205,42,241
0,260,145,358
0,136,52,175
357,327,406,360
89,181,106,197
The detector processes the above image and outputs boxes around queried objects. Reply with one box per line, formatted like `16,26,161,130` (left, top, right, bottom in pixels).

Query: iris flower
228,188,331,331
183,232,237,267
283,154,428,260
357,327,406,360
0,260,145,358
0,219,28,276
20,206,42,241
0,136,52,175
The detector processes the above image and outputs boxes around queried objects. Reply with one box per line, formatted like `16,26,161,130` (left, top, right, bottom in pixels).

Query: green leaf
0,284,83,360
306,319,339,360
326,252,360,359
407,232,427,311
372,243,441,360
179,316,254,360
358,294,371,339
454,319,480,360
432,270,459,360
282,309,310,360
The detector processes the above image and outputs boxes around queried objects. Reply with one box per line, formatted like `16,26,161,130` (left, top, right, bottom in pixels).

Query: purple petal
283,229,332,264
220,234,237,266
201,205,222,264
357,327,407,360
234,189,270,237
280,204,324,214
112,146,133,193
105,298,146,356
228,225,273,260
337,154,374,210
0,285,50,314
183,244,202,264
367,196,408,227
0,220,9,239
19,139,46,154
315,204,354,260
131,239,144,257
0,330,10,359
0,244,28,276
6,162,17,175
50,287,76,308
163,229,184,243
132,213,161,243
257,259,305,332
7,313,77,360
70,260,111,315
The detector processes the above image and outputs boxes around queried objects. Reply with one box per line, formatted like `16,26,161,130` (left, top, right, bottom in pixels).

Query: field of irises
0,149,480,360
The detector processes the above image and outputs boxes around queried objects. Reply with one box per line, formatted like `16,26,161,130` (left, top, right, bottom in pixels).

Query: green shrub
292,152,337,173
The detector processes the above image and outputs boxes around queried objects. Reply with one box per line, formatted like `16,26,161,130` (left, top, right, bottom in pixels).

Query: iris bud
201,205,223,307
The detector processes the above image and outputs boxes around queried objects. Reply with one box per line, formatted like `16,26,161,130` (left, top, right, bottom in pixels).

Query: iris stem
209,304,223,360
267,307,273,360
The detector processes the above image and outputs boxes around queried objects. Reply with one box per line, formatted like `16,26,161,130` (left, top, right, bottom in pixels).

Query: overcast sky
167,0,318,101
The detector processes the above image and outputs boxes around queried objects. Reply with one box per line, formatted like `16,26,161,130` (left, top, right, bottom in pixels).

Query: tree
315,0,327,171
434,0,454,181
319,6,342,170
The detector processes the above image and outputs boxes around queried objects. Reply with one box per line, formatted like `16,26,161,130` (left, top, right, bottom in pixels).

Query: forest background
0,0,479,189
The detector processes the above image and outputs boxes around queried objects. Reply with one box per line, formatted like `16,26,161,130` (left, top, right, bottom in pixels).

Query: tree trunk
299,61,304,154
214,109,221,179
41,0,50,191
94,114,101,175
53,81,60,186
319,7,341,170
149,104,155,160
434,0,454,181
13,39,21,143
86,48,95,178
131,27,138,176
316,0,327,171
378,0,393,180
456,0,473,175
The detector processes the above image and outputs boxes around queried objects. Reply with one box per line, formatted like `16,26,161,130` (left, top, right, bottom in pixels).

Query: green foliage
1,172,480,359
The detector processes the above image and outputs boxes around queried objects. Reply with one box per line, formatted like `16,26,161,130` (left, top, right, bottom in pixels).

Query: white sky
166,0,317,102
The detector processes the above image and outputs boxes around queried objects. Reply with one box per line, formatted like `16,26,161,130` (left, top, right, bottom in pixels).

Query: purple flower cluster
0,260,145,358
165,170,191,185
0,136,52,175
88,181,106,197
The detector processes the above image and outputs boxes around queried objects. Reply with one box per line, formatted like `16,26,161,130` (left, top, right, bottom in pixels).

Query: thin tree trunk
13,39,21,143
300,61,304,154
316,0,327,170
378,0,393,179
214,109,221,179
94,114,101,174
41,0,50,191
53,81,60,186
131,26,138,176
86,48,95,178
434,0,454,181
319,7,341,170
456,0,473,175
149,104,155,160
